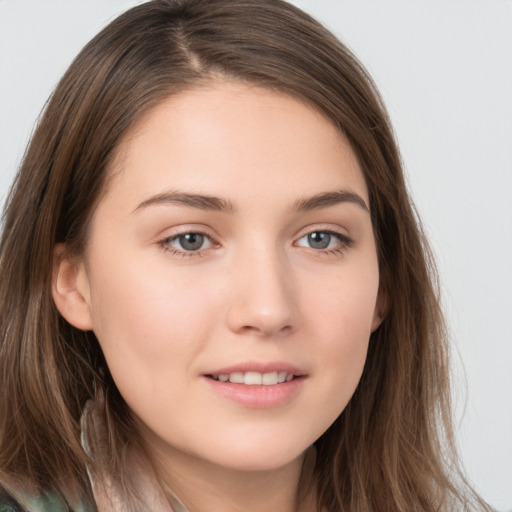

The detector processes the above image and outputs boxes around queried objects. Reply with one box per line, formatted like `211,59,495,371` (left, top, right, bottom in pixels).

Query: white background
1,1,511,510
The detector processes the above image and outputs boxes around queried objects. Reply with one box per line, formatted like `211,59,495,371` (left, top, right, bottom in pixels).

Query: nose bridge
225,238,296,337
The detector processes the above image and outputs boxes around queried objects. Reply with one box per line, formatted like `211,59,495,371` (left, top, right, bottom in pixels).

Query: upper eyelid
300,228,347,236
159,225,219,241
295,225,352,240
160,231,218,251
164,229,212,240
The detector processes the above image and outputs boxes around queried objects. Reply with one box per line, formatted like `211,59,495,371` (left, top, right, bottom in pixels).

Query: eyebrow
133,188,369,214
292,190,369,213
133,190,237,213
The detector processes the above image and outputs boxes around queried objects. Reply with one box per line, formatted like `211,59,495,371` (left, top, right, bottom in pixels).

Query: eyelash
157,229,353,259
158,230,215,258
296,230,354,256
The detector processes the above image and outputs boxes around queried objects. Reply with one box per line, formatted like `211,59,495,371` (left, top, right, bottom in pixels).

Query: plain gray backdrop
1,1,511,509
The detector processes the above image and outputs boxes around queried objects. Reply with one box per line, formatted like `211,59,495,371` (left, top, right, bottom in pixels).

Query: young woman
0,0,492,511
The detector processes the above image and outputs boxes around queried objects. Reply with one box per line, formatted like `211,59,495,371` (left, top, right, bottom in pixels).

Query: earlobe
371,288,388,332
52,244,94,331
370,311,383,332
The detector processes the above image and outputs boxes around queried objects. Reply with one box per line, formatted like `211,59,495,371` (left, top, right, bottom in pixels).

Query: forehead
106,81,367,209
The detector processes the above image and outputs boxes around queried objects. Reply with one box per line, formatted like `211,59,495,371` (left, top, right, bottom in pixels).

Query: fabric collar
80,399,189,512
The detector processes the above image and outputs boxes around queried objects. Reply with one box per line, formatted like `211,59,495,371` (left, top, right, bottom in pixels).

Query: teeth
262,371,278,385
229,372,244,384
244,371,262,385
213,371,295,385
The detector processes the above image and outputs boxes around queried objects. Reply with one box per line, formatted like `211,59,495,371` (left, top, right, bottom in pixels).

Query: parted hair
0,0,490,510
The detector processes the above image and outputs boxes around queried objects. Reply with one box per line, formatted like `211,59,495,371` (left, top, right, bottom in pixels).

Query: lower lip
203,376,306,408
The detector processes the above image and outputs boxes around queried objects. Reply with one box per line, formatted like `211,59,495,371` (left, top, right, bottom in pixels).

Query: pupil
180,233,204,251
308,232,330,249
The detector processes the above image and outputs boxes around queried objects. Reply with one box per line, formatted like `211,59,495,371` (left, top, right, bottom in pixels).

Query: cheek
91,255,217,337
303,262,378,408
86,260,221,395
306,259,379,341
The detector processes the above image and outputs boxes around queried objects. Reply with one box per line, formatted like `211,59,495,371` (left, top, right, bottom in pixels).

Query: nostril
239,323,293,337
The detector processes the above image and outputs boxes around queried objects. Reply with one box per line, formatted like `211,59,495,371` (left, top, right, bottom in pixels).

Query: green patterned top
0,488,95,512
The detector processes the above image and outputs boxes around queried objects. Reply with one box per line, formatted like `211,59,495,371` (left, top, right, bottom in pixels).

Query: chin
198,435,311,472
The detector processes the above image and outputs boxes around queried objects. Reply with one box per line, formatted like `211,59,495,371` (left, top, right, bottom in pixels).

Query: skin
53,82,383,512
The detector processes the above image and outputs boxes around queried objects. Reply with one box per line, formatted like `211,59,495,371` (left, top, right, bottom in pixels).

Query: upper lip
204,361,306,376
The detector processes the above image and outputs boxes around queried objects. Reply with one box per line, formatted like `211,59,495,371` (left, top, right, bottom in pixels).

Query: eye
295,230,352,251
160,231,213,254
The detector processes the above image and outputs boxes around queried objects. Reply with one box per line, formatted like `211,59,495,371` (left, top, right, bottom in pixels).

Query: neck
147,442,317,512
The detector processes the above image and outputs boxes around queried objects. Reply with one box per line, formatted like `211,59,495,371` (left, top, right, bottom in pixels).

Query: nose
225,245,297,338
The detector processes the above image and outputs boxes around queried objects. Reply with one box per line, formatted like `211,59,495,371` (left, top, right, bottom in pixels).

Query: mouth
207,371,298,386
203,364,306,407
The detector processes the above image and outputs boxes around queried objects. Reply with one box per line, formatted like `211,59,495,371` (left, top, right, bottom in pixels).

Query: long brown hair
0,0,490,510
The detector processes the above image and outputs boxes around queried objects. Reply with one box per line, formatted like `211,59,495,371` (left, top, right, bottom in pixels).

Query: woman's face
61,82,382,472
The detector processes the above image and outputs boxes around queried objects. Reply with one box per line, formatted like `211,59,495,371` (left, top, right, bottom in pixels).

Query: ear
52,244,94,330
370,287,388,332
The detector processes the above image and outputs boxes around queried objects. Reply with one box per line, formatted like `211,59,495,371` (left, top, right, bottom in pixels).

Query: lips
203,362,306,407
